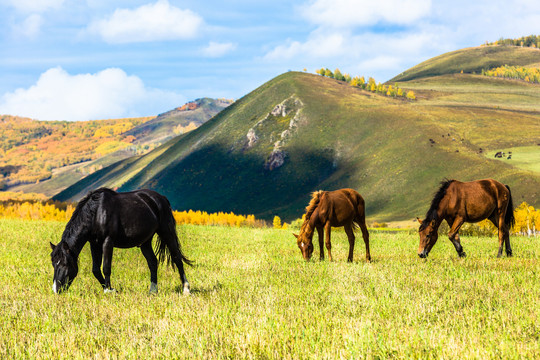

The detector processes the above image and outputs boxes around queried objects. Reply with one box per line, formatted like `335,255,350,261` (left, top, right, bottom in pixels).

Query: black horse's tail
155,204,193,268
505,185,515,228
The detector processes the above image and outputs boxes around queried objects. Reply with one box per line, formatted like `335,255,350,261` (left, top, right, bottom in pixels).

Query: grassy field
485,146,540,175
1,219,539,359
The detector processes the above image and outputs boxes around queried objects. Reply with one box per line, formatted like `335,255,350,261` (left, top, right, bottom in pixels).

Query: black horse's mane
422,179,455,228
61,188,115,243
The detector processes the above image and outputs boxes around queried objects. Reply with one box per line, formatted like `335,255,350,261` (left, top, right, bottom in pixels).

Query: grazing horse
50,188,192,294
294,189,371,262
417,179,515,258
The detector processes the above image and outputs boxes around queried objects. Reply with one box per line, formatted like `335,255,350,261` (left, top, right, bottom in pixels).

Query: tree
324,68,333,78
406,91,416,100
273,216,282,229
334,68,345,81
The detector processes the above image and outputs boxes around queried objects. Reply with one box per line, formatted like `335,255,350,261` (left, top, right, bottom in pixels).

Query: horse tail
155,200,193,268
504,185,515,228
352,191,366,231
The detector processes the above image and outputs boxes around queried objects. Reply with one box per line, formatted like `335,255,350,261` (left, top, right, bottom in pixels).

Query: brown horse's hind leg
344,224,355,262
448,218,466,257
356,216,371,262
324,222,333,261
493,210,512,258
316,226,324,261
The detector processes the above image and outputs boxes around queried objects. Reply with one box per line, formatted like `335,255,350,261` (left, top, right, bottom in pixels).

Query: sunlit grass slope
1,219,539,358
390,45,540,82
55,47,540,222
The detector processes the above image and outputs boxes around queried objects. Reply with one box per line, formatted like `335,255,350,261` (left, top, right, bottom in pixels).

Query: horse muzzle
418,251,428,258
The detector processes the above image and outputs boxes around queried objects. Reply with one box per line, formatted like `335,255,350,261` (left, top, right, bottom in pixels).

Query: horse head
417,217,439,258
50,241,78,293
294,232,314,261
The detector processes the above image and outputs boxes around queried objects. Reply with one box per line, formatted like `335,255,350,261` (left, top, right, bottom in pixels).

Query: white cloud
264,31,346,61
1,0,65,13
301,0,431,28
0,67,184,121
87,0,203,43
201,42,236,57
13,14,43,38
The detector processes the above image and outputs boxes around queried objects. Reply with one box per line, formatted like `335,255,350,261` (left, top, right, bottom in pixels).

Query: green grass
54,68,540,223
485,146,540,174
391,45,540,82
1,219,539,359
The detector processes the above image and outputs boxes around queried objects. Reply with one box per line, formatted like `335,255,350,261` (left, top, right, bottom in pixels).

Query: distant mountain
54,45,540,221
5,98,231,196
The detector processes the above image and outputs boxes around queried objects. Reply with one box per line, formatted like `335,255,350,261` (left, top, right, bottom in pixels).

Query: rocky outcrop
243,95,305,170
246,128,259,147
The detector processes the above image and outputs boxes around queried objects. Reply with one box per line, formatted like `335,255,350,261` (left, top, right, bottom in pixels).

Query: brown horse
417,179,515,258
294,188,371,262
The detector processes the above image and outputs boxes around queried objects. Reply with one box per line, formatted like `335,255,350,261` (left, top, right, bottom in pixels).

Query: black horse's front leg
90,242,106,289
102,237,115,292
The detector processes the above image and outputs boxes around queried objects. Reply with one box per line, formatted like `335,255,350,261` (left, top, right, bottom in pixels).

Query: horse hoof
104,288,116,294
459,252,466,258
183,283,191,295
149,282,158,294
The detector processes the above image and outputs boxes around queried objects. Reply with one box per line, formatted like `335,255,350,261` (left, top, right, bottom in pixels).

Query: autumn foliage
315,68,416,100
482,65,540,84
0,196,263,227
0,115,155,188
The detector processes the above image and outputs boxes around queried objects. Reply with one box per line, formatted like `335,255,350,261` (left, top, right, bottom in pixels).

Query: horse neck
300,223,315,242
61,224,91,256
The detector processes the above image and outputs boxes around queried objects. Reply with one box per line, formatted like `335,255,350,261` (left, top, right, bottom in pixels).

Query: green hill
54,47,540,222
391,45,540,82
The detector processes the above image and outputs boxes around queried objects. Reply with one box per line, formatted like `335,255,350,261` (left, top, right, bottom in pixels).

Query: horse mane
300,190,325,233
61,188,115,243
422,179,455,227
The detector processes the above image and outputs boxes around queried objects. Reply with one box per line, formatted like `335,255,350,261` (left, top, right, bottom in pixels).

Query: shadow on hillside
121,143,358,222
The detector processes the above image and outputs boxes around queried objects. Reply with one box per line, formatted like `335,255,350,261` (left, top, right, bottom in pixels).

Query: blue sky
1,0,538,121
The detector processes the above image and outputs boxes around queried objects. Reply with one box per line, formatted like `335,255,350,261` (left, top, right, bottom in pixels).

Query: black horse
50,188,192,294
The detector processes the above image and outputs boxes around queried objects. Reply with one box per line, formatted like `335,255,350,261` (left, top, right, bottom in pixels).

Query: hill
390,45,540,82
54,47,540,222
4,98,231,196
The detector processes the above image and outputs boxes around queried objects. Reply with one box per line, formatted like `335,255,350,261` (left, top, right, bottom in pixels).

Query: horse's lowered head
294,231,314,261
417,217,439,258
50,241,78,293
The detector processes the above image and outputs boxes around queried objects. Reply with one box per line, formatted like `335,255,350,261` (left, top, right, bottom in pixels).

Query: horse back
320,188,364,225
449,179,509,221
95,189,169,245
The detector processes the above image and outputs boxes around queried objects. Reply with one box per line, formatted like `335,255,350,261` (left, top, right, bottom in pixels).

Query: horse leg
487,214,503,257
356,214,371,262
317,226,324,261
448,218,466,257
102,236,115,292
159,228,190,295
140,240,159,294
324,222,333,261
90,242,106,289
344,224,355,262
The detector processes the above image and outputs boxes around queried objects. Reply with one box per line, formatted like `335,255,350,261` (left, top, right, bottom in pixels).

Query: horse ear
293,233,299,239
61,242,70,252
416,217,423,224
50,242,56,250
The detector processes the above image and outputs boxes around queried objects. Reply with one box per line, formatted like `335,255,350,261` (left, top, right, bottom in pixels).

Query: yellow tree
273,216,282,229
